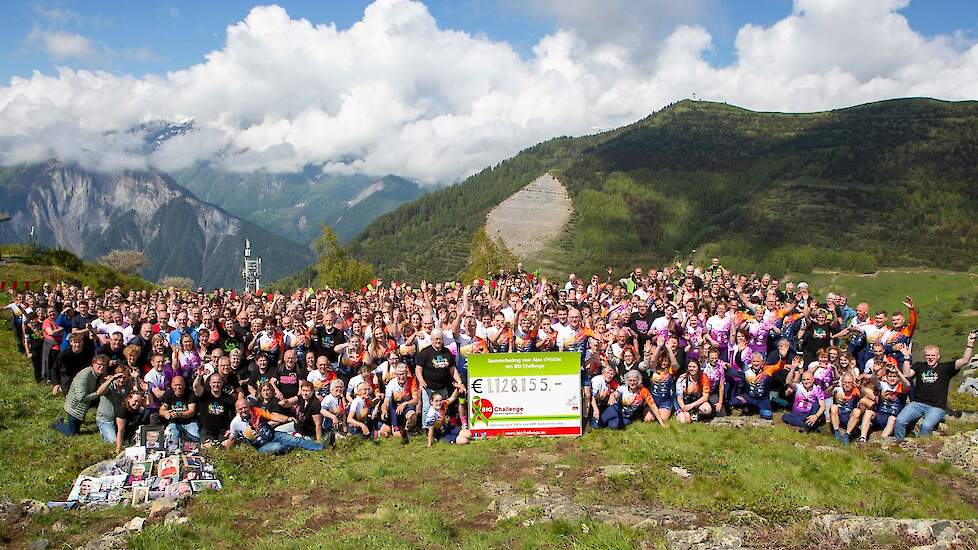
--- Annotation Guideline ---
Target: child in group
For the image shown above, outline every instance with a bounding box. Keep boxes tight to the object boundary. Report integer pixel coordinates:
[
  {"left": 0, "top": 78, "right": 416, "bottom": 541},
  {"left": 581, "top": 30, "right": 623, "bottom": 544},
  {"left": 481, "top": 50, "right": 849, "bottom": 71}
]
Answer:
[
  {"left": 424, "top": 392, "right": 470, "bottom": 446},
  {"left": 857, "top": 364, "right": 910, "bottom": 443},
  {"left": 783, "top": 358, "right": 826, "bottom": 432}
]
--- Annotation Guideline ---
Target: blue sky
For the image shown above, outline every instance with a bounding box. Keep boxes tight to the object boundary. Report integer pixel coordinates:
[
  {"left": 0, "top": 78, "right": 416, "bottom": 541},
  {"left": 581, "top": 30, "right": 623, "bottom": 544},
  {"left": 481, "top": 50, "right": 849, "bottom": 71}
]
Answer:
[{"left": 2, "top": 0, "right": 974, "bottom": 83}]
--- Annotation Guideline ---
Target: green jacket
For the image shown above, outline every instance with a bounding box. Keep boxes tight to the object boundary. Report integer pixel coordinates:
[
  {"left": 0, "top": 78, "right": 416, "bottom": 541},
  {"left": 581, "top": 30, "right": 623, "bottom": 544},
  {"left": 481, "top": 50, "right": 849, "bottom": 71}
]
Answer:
[{"left": 64, "top": 366, "right": 101, "bottom": 421}]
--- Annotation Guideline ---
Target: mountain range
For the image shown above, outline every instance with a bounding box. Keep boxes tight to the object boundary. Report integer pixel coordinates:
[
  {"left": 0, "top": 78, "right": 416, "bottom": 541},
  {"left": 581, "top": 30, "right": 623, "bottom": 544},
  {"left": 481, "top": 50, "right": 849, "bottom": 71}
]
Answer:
[
  {"left": 349, "top": 98, "right": 978, "bottom": 280},
  {"left": 0, "top": 118, "right": 426, "bottom": 288},
  {"left": 169, "top": 164, "right": 425, "bottom": 244},
  {"left": 0, "top": 160, "right": 314, "bottom": 288}
]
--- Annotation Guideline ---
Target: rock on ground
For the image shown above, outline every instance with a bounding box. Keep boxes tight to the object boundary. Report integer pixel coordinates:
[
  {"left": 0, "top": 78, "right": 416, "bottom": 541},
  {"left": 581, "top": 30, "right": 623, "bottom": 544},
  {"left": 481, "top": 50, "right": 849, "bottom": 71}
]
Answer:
[
  {"left": 811, "top": 514, "right": 978, "bottom": 546},
  {"left": 665, "top": 525, "right": 747, "bottom": 550},
  {"left": 483, "top": 481, "right": 695, "bottom": 529}
]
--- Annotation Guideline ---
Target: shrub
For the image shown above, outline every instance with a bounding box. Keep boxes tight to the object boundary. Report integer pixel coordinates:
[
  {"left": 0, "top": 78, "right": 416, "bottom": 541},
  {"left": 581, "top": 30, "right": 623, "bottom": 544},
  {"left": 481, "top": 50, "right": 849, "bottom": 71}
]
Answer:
[{"left": 99, "top": 249, "right": 148, "bottom": 275}]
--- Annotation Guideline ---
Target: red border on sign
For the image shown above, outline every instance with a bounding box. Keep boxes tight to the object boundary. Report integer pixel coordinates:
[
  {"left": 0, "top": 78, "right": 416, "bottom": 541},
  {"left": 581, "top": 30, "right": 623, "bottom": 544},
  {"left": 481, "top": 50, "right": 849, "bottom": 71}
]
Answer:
[{"left": 471, "top": 426, "right": 582, "bottom": 437}]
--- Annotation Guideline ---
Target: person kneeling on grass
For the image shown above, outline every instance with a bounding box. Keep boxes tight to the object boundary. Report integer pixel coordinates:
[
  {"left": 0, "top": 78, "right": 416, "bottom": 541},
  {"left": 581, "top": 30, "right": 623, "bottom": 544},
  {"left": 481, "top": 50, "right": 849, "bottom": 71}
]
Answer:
[
  {"left": 51, "top": 354, "right": 109, "bottom": 436},
  {"left": 380, "top": 364, "right": 419, "bottom": 443},
  {"left": 830, "top": 373, "right": 862, "bottom": 444},
  {"left": 730, "top": 352, "right": 785, "bottom": 420},
  {"left": 601, "top": 369, "right": 666, "bottom": 429},
  {"left": 675, "top": 359, "right": 713, "bottom": 423},
  {"left": 225, "top": 398, "right": 324, "bottom": 454},
  {"left": 857, "top": 364, "right": 910, "bottom": 443},
  {"left": 424, "top": 392, "right": 470, "bottom": 447},
  {"left": 782, "top": 358, "right": 826, "bottom": 432},
  {"left": 589, "top": 365, "right": 620, "bottom": 429}
]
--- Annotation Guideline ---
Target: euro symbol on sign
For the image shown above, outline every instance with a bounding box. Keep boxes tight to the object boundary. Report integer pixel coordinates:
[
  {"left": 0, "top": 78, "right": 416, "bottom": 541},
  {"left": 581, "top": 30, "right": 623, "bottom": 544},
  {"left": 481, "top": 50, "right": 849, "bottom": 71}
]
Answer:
[{"left": 471, "top": 379, "right": 483, "bottom": 393}]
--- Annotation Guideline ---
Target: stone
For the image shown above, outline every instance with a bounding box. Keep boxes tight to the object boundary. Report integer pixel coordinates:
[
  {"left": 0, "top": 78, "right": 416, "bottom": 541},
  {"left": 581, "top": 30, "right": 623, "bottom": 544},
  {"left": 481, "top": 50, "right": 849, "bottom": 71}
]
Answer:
[
  {"left": 50, "top": 519, "right": 68, "bottom": 533},
  {"left": 665, "top": 525, "right": 744, "bottom": 550},
  {"left": 598, "top": 464, "right": 638, "bottom": 478},
  {"left": 19, "top": 499, "right": 49, "bottom": 517},
  {"left": 30, "top": 539, "right": 49, "bottom": 550},
  {"left": 124, "top": 516, "right": 146, "bottom": 532},
  {"left": 811, "top": 514, "right": 978, "bottom": 545},
  {"left": 589, "top": 505, "right": 696, "bottom": 529},
  {"left": 671, "top": 466, "right": 691, "bottom": 479},
  {"left": 148, "top": 497, "right": 179, "bottom": 518},
  {"left": 164, "top": 510, "right": 183, "bottom": 525}
]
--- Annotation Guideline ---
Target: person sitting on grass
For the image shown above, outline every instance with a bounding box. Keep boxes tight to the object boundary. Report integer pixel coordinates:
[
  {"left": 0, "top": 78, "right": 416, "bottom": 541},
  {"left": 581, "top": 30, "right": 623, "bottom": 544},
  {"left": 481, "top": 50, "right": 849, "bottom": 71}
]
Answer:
[
  {"left": 159, "top": 375, "right": 199, "bottom": 449},
  {"left": 589, "top": 364, "right": 620, "bottom": 429},
  {"left": 857, "top": 362, "right": 910, "bottom": 443},
  {"left": 647, "top": 341, "right": 679, "bottom": 424},
  {"left": 380, "top": 363, "right": 419, "bottom": 443},
  {"left": 894, "top": 333, "right": 976, "bottom": 440},
  {"left": 730, "top": 352, "right": 785, "bottom": 420},
  {"left": 225, "top": 398, "right": 324, "bottom": 454},
  {"left": 279, "top": 380, "right": 323, "bottom": 443},
  {"left": 347, "top": 381, "right": 378, "bottom": 439},
  {"left": 601, "top": 369, "right": 665, "bottom": 428},
  {"left": 424, "top": 391, "right": 470, "bottom": 447},
  {"left": 782, "top": 358, "right": 826, "bottom": 432},
  {"left": 830, "top": 373, "right": 862, "bottom": 444},
  {"left": 320, "top": 379, "right": 347, "bottom": 441},
  {"left": 675, "top": 359, "right": 712, "bottom": 423}
]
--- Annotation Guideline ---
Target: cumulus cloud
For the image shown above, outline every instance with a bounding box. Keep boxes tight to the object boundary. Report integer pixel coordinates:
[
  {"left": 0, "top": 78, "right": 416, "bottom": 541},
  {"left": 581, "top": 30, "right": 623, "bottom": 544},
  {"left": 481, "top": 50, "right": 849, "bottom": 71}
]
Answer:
[
  {"left": 1, "top": 0, "right": 977, "bottom": 182},
  {"left": 26, "top": 27, "right": 99, "bottom": 61}
]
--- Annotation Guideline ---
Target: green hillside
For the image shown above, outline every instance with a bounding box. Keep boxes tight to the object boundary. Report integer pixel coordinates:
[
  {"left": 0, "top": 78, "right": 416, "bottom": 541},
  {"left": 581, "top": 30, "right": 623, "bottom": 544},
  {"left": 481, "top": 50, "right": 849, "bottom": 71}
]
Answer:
[{"left": 349, "top": 98, "right": 978, "bottom": 280}]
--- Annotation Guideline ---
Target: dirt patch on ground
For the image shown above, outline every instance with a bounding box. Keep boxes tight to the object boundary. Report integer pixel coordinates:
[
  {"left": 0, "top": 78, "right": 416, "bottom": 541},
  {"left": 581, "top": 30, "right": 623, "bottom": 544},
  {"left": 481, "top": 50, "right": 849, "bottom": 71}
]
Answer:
[{"left": 484, "top": 173, "right": 573, "bottom": 259}]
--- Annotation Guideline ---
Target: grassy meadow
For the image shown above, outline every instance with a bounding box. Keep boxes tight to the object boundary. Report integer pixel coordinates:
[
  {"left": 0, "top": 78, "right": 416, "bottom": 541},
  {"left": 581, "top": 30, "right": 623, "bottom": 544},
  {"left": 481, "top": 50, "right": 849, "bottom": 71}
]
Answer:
[{"left": 1, "top": 268, "right": 977, "bottom": 548}]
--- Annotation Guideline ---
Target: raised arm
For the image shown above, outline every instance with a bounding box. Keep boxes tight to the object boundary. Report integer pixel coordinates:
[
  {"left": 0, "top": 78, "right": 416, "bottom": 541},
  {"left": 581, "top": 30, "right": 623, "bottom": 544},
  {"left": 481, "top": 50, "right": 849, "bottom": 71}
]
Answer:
[{"left": 955, "top": 331, "right": 976, "bottom": 370}]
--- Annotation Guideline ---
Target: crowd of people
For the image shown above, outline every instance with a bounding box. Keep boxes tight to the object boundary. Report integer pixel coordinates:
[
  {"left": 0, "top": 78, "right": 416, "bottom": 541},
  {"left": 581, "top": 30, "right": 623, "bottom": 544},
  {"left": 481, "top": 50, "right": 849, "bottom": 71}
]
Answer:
[{"left": 4, "top": 257, "right": 977, "bottom": 455}]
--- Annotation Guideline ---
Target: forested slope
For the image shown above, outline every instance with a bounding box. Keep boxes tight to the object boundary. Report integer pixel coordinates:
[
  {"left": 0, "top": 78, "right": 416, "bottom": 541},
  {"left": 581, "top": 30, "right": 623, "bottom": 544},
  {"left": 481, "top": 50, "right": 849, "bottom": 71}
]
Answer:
[{"left": 350, "top": 98, "right": 978, "bottom": 280}]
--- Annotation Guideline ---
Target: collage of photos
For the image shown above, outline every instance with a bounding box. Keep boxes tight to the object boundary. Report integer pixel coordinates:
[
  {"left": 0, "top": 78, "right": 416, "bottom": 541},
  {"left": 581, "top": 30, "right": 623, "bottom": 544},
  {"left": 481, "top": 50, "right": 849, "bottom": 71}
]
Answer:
[{"left": 57, "top": 426, "right": 222, "bottom": 508}]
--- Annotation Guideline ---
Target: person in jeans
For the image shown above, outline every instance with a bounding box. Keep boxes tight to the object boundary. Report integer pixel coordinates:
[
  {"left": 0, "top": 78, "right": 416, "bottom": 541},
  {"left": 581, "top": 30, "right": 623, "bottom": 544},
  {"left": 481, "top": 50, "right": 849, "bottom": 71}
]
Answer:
[
  {"left": 51, "top": 354, "right": 108, "bottom": 436},
  {"left": 894, "top": 333, "right": 976, "bottom": 439},
  {"left": 225, "top": 398, "right": 323, "bottom": 454}
]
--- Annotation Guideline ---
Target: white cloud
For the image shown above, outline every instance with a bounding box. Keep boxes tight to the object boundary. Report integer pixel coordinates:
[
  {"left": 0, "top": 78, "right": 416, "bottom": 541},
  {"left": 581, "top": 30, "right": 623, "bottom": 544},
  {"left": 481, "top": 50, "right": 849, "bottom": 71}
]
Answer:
[
  {"left": 26, "top": 27, "right": 99, "bottom": 61},
  {"left": 2, "top": 0, "right": 977, "bottom": 181}
]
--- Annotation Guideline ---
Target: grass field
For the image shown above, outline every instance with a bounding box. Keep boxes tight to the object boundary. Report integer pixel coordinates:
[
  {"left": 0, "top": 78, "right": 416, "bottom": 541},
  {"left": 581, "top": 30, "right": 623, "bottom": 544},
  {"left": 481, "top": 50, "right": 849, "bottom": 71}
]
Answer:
[{"left": 1, "top": 313, "right": 978, "bottom": 550}]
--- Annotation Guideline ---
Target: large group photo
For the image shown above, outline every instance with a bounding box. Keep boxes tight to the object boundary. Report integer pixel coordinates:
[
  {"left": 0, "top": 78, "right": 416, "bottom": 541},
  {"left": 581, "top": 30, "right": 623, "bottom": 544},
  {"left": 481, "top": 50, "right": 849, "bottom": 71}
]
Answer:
[{"left": 3, "top": 0, "right": 978, "bottom": 548}]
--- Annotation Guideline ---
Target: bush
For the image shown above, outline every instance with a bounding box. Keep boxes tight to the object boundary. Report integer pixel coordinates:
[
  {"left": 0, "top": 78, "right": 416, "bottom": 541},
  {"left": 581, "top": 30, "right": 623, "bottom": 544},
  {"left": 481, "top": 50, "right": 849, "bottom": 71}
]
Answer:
[
  {"left": 99, "top": 249, "right": 148, "bottom": 275},
  {"left": 159, "top": 276, "right": 194, "bottom": 289}
]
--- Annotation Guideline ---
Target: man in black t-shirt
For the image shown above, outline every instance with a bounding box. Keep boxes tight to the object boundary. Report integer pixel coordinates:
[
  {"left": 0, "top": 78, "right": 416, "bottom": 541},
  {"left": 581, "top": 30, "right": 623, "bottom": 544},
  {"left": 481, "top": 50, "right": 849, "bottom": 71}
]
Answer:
[
  {"left": 313, "top": 312, "right": 346, "bottom": 364},
  {"left": 628, "top": 300, "right": 656, "bottom": 359},
  {"left": 894, "top": 333, "right": 976, "bottom": 439},
  {"left": 193, "top": 373, "right": 236, "bottom": 442},
  {"left": 415, "top": 329, "right": 461, "bottom": 419},
  {"left": 160, "top": 376, "right": 199, "bottom": 448}
]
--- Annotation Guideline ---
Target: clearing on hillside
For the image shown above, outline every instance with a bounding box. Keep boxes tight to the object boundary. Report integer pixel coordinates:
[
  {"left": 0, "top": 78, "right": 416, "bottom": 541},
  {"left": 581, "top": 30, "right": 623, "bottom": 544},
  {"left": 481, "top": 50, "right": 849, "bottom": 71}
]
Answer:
[{"left": 484, "top": 173, "right": 573, "bottom": 259}]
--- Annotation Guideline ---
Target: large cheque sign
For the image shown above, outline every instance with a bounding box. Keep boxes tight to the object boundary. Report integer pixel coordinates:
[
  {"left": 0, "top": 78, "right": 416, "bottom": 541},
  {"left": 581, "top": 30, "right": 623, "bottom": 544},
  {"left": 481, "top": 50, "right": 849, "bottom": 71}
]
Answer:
[{"left": 467, "top": 352, "right": 582, "bottom": 437}]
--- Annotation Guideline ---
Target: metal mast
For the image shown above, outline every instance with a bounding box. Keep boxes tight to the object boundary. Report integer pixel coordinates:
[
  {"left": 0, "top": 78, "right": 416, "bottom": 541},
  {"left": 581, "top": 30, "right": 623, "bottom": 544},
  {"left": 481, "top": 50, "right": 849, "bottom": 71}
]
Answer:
[{"left": 242, "top": 239, "right": 262, "bottom": 292}]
